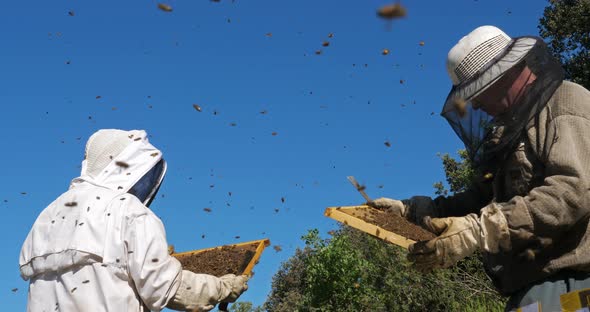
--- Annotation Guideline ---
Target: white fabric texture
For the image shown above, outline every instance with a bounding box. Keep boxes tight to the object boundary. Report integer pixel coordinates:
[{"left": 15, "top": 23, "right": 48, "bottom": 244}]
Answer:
[
  {"left": 447, "top": 25, "right": 511, "bottom": 85},
  {"left": 85, "top": 129, "right": 135, "bottom": 179},
  {"left": 167, "top": 271, "right": 248, "bottom": 312},
  {"left": 20, "top": 129, "right": 181, "bottom": 312}
]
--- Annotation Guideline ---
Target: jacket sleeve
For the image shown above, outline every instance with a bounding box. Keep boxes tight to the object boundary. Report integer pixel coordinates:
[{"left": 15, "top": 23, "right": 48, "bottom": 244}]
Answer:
[
  {"left": 495, "top": 109, "right": 590, "bottom": 257},
  {"left": 404, "top": 181, "right": 493, "bottom": 225},
  {"left": 434, "top": 180, "right": 494, "bottom": 217},
  {"left": 124, "top": 207, "right": 182, "bottom": 311}
]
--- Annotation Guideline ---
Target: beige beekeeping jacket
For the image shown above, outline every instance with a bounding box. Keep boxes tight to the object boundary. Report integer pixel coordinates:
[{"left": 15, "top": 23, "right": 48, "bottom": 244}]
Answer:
[
  {"left": 424, "top": 81, "right": 590, "bottom": 294},
  {"left": 19, "top": 132, "right": 182, "bottom": 311}
]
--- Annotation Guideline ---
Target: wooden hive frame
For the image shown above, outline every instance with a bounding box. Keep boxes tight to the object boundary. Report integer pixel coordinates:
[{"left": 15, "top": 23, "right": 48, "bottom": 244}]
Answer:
[
  {"left": 324, "top": 205, "right": 416, "bottom": 249},
  {"left": 172, "top": 238, "right": 271, "bottom": 276}
]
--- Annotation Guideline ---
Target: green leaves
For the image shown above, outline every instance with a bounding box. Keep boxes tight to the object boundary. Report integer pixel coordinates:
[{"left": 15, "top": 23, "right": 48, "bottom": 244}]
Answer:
[
  {"left": 434, "top": 149, "right": 476, "bottom": 196},
  {"left": 265, "top": 227, "right": 505, "bottom": 311},
  {"left": 539, "top": 0, "right": 590, "bottom": 89}
]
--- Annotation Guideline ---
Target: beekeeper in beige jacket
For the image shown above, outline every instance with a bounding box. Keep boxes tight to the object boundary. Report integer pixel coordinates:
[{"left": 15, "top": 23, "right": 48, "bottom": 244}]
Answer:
[
  {"left": 20, "top": 129, "right": 248, "bottom": 311},
  {"left": 370, "top": 26, "right": 590, "bottom": 311}
]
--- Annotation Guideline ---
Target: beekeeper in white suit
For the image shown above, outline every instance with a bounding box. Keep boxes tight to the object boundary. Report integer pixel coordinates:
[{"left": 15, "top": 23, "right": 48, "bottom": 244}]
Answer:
[{"left": 19, "top": 129, "right": 247, "bottom": 311}]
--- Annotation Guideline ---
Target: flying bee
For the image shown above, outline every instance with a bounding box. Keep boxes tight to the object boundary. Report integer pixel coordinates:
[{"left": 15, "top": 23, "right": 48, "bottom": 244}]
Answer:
[
  {"left": 322, "top": 41, "right": 330, "bottom": 47},
  {"left": 115, "top": 161, "right": 130, "bottom": 169},
  {"left": 382, "top": 49, "right": 390, "bottom": 55},
  {"left": 157, "top": 3, "right": 173, "bottom": 12},
  {"left": 192, "top": 104, "right": 202, "bottom": 112},
  {"left": 377, "top": 2, "right": 407, "bottom": 19},
  {"left": 453, "top": 98, "right": 468, "bottom": 118},
  {"left": 64, "top": 202, "right": 78, "bottom": 207}
]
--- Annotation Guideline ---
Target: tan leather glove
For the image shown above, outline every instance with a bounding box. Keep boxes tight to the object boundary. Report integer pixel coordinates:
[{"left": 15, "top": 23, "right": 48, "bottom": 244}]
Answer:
[
  {"left": 407, "top": 214, "right": 480, "bottom": 272},
  {"left": 219, "top": 274, "right": 249, "bottom": 303},
  {"left": 368, "top": 196, "right": 439, "bottom": 227},
  {"left": 367, "top": 197, "right": 407, "bottom": 217},
  {"left": 407, "top": 205, "right": 511, "bottom": 272},
  {"left": 167, "top": 271, "right": 248, "bottom": 312}
]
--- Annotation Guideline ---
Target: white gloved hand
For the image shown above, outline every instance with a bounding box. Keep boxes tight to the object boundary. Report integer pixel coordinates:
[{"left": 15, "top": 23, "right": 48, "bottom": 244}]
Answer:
[
  {"left": 219, "top": 274, "right": 249, "bottom": 303},
  {"left": 367, "top": 197, "right": 407, "bottom": 217},
  {"left": 407, "top": 205, "right": 511, "bottom": 272},
  {"left": 407, "top": 214, "right": 481, "bottom": 272},
  {"left": 167, "top": 271, "right": 248, "bottom": 312}
]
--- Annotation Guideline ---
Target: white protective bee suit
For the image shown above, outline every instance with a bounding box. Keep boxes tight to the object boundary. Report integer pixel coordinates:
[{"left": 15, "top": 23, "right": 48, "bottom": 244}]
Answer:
[{"left": 19, "top": 129, "right": 247, "bottom": 312}]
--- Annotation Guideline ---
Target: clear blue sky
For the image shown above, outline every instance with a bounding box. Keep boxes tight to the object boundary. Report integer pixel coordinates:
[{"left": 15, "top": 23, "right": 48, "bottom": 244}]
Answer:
[{"left": 1, "top": 0, "right": 548, "bottom": 310}]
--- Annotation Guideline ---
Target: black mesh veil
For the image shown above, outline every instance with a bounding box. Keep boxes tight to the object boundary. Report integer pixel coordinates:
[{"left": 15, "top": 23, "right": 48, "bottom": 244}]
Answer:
[
  {"left": 128, "top": 159, "right": 166, "bottom": 206},
  {"left": 441, "top": 37, "right": 564, "bottom": 168}
]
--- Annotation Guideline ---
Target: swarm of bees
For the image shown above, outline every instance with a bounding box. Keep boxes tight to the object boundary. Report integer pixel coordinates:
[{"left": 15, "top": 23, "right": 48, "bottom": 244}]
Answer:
[{"left": 377, "top": 3, "right": 407, "bottom": 19}]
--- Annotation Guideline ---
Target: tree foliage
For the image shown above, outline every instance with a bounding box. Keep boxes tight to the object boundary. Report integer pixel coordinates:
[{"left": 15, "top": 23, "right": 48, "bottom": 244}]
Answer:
[
  {"left": 229, "top": 302, "right": 265, "bottom": 312},
  {"left": 539, "top": 0, "right": 590, "bottom": 89},
  {"left": 263, "top": 149, "right": 505, "bottom": 311},
  {"left": 433, "top": 150, "right": 476, "bottom": 196},
  {"left": 264, "top": 227, "right": 504, "bottom": 312}
]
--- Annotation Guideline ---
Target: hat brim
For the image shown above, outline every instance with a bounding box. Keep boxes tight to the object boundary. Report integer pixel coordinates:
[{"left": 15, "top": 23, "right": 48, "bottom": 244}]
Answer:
[{"left": 441, "top": 37, "right": 538, "bottom": 115}]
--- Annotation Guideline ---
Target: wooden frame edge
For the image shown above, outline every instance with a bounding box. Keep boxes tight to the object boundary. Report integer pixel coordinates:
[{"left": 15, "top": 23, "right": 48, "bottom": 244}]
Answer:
[{"left": 324, "top": 206, "right": 415, "bottom": 249}]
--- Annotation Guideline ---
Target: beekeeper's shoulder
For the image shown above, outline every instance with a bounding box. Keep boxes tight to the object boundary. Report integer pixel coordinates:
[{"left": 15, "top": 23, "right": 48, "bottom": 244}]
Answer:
[
  {"left": 546, "top": 81, "right": 590, "bottom": 120},
  {"left": 108, "top": 192, "right": 156, "bottom": 221}
]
